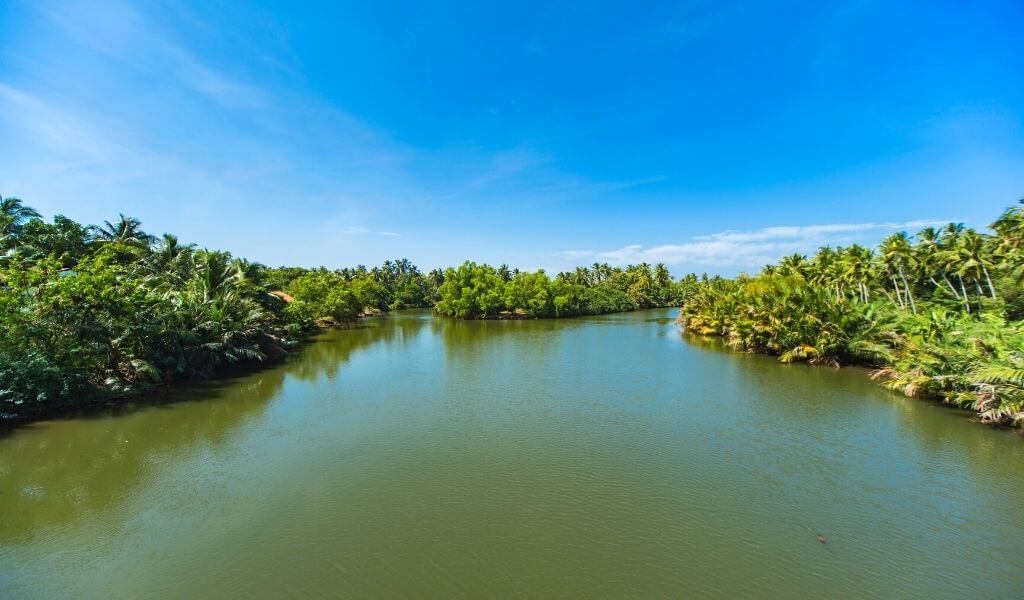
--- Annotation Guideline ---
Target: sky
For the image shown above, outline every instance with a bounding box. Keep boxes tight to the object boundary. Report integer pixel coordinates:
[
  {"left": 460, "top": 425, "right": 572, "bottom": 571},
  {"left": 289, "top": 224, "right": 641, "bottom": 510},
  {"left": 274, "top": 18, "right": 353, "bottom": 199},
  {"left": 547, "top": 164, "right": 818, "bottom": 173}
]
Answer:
[{"left": 1, "top": 0, "right": 1023, "bottom": 275}]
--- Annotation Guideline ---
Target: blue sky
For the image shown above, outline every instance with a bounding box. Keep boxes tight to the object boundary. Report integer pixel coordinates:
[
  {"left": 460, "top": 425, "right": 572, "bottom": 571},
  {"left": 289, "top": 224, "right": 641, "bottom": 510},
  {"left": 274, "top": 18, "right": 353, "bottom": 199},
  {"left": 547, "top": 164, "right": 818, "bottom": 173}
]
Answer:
[{"left": 1, "top": 1, "right": 1022, "bottom": 274}]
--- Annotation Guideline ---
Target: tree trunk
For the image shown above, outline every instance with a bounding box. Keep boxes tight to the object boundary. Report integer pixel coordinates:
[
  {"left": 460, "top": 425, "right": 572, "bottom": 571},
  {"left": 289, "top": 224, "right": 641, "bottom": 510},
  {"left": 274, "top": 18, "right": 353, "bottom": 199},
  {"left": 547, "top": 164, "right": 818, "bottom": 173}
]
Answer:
[
  {"left": 941, "top": 274, "right": 961, "bottom": 300},
  {"left": 958, "top": 275, "right": 970, "bottom": 313},
  {"left": 982, "top": 265, "right": 997, "bottom": 298},
  {"left": 898, "top": 267, "right": 916, "bottom": 314},
  {"left": 891, "top": 276, "right": 905, "bottom": 308}
]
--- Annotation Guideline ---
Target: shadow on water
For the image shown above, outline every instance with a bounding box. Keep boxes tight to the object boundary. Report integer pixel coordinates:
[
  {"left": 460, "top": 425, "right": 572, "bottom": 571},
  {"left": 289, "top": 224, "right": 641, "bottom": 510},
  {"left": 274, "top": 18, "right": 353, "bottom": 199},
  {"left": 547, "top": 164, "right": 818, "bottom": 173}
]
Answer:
[
  {"left": 0, "top": 313, "right": 431, "bottom": 438},
  {"left": 0, "top": 312, "right": 428, "bottom": 544},
  {"left": 3, "top": 308, "right": 1023, "bottom": 599},
  {"left": 677, "top": 327, "right": 991, "bottom": 428}
]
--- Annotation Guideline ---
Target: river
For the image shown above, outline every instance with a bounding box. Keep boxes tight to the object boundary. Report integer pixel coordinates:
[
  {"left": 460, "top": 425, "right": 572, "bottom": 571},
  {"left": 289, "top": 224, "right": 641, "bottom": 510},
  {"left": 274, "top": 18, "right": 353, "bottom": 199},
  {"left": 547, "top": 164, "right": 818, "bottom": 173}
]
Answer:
[{"left": 1, "top": 309, "right": 1021, "bottom": 598}]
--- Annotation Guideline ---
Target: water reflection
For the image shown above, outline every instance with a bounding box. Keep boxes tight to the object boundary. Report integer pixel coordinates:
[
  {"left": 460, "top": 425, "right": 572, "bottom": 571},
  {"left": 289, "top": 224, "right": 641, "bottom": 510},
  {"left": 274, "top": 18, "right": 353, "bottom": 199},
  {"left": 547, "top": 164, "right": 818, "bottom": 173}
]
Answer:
[
  {"left": 0, "top": 313, "right": 427, "bottom": 544},
  {"left": 1, "top": 309, "right": 1022, "bottom": 599}
]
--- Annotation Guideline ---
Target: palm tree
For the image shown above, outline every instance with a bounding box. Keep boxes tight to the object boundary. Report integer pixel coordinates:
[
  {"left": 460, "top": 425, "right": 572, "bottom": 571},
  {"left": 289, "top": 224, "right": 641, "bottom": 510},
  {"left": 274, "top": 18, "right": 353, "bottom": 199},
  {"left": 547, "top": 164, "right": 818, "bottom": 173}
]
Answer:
[
  {"left": 991, "top": 199, "right": 1024, "bottom": 253},
  {"left": 571, "top": 266, "right": 592, "bottom": 286},
  {"left": 777, "top": 253, "right": 808, "bottom": 278},
  {"left": 190, "top": 250, "right": 238, "bottom": 303},
  {"left": 145, "top": 233, "right": 196, "bottom": 286},
  {"left": 809, "top": 246, "right": 843, "bottom": 298},
  {"left": 839, "top": 245, "right": 874, "bottom": 302},
  {"left": 92, "top": 214, "right": 156, "bottom": 247},
  {"left": 880, "top": 232, "right": 916, "bottom": 313},
  {"left": 958, "top": 230, "right": 997, "bottom": 299},
  {"left": 231, "top": 258, "right": 265, "bottom": 287},
  {"left": 938, "top": 223, "right": 972, "bottom": 313},
  {"left": 915, "top": 226, "right": 961, "bottom": 301},
  {"left": 654, "top": 263, "right": 671, "bottom": 288},
  {"left": 0, "top": 195, "right": 41, "bottom": 242},
  {"left": 152, "top": 233, "right": 193, "bottom": 265}
]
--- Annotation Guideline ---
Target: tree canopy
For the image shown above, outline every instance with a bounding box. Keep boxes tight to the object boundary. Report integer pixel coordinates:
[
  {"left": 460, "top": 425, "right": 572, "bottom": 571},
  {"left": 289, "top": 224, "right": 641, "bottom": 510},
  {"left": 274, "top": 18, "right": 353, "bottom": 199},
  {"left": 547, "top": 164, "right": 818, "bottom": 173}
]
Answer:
[{"left": 679, "top": 198, "right": 1024, "bottom": 427}]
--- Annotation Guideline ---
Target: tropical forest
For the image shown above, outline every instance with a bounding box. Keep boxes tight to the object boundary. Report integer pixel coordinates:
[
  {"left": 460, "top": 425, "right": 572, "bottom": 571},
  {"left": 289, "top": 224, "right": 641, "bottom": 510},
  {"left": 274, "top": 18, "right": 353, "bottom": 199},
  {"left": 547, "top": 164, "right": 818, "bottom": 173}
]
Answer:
[
  {"left": 3, "top": 2, "right": 1023, "bottom": 598},
  {"left": 0, "top": 195, "right": 683, "bottom": 422},
  {"left": 5, "top": 193, "right": 1024, "bottom": 429},
  {"left": 680, "top": 201, "right": 1024, "bottom": 427}
]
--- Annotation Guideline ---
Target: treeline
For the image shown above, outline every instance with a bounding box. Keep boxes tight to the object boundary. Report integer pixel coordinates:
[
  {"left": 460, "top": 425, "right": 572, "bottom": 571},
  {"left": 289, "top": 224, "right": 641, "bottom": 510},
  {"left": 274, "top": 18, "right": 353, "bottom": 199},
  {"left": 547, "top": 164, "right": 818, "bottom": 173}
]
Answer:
[
  {"left": 679, "top": 200, "right": 1024, "bottom": 427},
  {"left": 266, "top": 259, "right": 442, "bottom": 325},
  {"left": 434, "top": 261, "right": 687, "bottom": 319},
  {"left": 0, "top": 197, "right": 436, "bottom": 420}
]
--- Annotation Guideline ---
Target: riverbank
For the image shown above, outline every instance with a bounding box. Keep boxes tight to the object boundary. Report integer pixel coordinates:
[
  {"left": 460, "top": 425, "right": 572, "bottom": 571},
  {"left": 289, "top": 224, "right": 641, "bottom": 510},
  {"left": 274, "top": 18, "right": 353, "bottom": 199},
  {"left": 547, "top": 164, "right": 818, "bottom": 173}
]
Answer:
[
  {"left": 5, "top": 309, "right": 1022, "bottom": 598},
  {"left": 677, "top": 323, "right": 1010, "bottom": 429},
  {"left": 1, "top": 199, "right": 446, "bottom": 425},
  {"left": 0, "top": 315, "right": 368, "bottom": 428},
  {"left": 678, "top": 292, "right": 1024, "bottom": 429},
  {"left": 675, "top": 201, "right": 1024, "bottom": 429}
]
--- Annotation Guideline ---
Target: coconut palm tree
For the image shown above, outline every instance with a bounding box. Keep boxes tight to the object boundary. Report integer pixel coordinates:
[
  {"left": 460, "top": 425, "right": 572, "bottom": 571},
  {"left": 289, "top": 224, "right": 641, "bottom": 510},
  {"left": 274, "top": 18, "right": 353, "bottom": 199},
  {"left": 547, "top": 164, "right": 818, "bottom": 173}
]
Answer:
[
  {"left": 880, "top": 232, "right": 917, "bottom": 313},
  {"left": 777, "top": 253, "right": 809, "bottom": 278},
  {"left": 654, "top": 263, "right": 671, "bottom": 287},
  {"left": 915, "top": 226, "right": 961, "bottom": 301},
  {"left": 591, "top": 262, "right": 613, "bottom": 283},
  {"left": 938, "top": 223, "right": 973, "bottom": 312},
  {"left": 958, "top": 230, "right": 997, "bottom": 299},
  {"left": 0, "top": 195, "right": 41, "bottom": 243},
  {"left": 991, "top": 199, "right": 1024, "bottom": 253},
  {"left": 839, "top": 245, "right": 874, "bottom": 302},
  {"left": 92, "top": 214, "right": 156, "bottom": 247},
  {"left": 808, "top": 246, "right": 841, "bottom": 298}
]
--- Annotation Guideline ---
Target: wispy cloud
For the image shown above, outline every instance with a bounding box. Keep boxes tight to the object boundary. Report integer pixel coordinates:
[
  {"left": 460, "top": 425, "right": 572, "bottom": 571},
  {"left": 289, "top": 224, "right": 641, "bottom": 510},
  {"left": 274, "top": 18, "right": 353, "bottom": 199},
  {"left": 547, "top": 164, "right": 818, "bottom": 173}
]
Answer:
[
  {"left": 334, "top": 226, "right": 401, "bottom": 237},
  {"left": 553, "top": 250, "right": 596, "bottom": 260},
  {"left": 1, "top": 0, "right": 654, "bottom": 254},
  {"left": 556, "top": 219, "right": 948, "bottom": 269}
]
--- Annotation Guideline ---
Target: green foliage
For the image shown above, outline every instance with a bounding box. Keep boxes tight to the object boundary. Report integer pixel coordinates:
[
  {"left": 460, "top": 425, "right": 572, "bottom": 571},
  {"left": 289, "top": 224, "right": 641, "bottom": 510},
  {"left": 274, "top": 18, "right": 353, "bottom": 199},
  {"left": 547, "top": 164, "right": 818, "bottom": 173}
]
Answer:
[
  {"left": 0, "top": 196, "right": 436, "bottom": 421},
  {"left": 284, "top": 271, "right": 363, "bottom": 325},
  {"left": 579, "top": 285, "right": 638, "bottom": 314},
  {"left": 435, "top": 262, "right": 507, "bottom": 318},
  {"left": 434, "top": 260, "right": 678, "bottom": 319},
  {"left": 680, "top": 198, "right": 1024, "bottom": 427}
]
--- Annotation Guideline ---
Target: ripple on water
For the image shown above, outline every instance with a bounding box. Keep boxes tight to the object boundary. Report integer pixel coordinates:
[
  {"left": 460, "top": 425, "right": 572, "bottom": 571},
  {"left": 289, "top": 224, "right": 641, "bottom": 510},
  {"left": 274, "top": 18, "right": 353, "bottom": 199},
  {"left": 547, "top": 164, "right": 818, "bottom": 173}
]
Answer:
[{"left": 1, "top": 309, "right": 1022, "bottom": 599}]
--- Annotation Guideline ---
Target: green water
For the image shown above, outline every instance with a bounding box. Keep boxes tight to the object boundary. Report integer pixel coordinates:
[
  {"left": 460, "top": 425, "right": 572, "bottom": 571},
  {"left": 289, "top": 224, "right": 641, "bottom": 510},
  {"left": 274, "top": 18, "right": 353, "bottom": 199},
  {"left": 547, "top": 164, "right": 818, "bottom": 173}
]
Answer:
[{"left": 1, "top": 309, "right": 1022, "bottom": 598}]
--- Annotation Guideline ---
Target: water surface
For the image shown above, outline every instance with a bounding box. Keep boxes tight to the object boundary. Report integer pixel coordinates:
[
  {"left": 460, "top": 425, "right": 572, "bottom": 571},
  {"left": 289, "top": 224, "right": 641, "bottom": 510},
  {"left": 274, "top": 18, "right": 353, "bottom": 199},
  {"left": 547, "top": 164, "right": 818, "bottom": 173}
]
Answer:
[{"left": 1, "top": 309, "right": 1022, "bottom": 598}]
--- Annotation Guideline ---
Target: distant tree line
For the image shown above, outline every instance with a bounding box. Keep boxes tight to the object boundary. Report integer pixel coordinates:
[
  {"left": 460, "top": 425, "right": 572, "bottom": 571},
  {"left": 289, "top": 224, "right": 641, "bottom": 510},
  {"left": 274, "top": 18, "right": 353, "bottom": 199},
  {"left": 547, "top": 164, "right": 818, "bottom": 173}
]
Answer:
[{"left": 433, "top": 261, "right": 688, "bottom": 319}]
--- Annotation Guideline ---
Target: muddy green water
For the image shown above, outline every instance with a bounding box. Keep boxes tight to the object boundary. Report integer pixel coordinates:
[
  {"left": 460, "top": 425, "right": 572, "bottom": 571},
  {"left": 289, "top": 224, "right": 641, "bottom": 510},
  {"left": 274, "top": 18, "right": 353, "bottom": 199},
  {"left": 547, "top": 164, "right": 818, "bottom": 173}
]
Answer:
[{"left": 1, "top": 309, "right": 1022, "bottom": 598}]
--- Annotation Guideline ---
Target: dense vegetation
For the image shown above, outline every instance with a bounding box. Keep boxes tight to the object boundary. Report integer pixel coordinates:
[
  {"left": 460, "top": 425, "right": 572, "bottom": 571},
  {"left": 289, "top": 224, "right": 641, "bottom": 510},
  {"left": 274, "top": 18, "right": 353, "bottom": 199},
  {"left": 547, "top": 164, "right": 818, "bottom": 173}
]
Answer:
[
  {"left": 0, "top": 197, "right": 438, "bottom": 421},
  {"left": 679, "top": 200, "right": 1024, "bottom": 427},
  {"left": 265, "top": 259, "right": 442, "bottom": 325},
  {"left": 2, "top": 196, "right": 683, "bottom": 421},
  {"left": 11, "top": 190, "right": 1022, "bottom": 431},
  {"left": 434, "top": 261, "right": 687, "bottom": 319}
]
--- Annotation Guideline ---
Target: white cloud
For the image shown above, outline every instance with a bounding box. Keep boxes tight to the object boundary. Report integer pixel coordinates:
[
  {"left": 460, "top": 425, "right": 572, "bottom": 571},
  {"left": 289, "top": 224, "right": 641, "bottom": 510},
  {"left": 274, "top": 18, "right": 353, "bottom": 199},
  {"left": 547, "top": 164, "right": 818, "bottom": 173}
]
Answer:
[
  {"left": 556, "top": 219, "right": 949, "bottom": 269},
  {"left": 553, "top": 250, "right": 596, "bottom": 260},
  {"left": 331, "top": 225, "right": 401, "bottom": 237}
]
